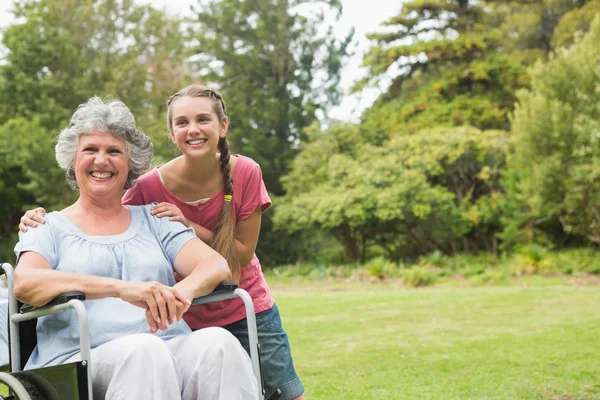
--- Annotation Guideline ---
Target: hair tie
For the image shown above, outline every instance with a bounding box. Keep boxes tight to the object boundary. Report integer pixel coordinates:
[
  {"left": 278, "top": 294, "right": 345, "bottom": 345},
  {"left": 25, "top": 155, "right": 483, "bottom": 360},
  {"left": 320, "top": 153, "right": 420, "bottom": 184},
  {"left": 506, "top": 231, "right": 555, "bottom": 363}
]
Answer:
[{"left": 224, "top": 195, "right": 232, "bottom": 202}]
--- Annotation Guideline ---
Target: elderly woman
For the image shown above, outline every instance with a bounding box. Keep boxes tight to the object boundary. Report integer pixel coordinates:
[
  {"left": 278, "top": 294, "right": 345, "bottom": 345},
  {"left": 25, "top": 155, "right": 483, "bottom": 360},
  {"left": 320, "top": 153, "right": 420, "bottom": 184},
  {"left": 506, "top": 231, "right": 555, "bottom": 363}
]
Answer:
[{"left": 13, "top": 97, "right": 258, "bottom": 400}]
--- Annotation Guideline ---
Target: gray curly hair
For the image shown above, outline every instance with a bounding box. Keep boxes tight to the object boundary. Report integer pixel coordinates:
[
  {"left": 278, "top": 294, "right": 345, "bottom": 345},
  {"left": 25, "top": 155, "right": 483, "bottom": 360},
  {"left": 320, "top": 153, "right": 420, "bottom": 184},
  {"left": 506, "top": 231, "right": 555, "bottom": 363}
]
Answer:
[{"left": 56, "top": 97, "right": 154, "bottom": 189}]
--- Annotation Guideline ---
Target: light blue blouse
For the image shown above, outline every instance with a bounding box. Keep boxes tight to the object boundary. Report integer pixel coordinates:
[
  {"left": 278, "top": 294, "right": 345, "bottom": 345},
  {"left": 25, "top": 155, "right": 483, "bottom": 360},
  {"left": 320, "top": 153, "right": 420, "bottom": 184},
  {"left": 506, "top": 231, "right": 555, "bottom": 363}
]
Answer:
[{"left": 14, "top": 205, "right": 198, "bottom": 369}]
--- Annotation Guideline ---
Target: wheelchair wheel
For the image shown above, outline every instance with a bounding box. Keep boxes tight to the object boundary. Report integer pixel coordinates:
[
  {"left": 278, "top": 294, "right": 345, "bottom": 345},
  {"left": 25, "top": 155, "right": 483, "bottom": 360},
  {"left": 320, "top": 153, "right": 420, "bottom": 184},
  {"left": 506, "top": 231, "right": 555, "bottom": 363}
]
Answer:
[
  {"left": 0, "top": 372, "right": 31, "bottom": 400},
  {"left": 0, "top": 372, "right": 58, "bottom": 400}
]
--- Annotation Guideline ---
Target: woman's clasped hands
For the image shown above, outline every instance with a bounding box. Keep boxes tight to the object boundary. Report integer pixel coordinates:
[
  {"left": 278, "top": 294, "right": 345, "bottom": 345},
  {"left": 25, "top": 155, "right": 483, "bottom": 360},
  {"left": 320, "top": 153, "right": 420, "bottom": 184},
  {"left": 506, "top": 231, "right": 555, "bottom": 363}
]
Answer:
[{"left": 117, "top": 280, "right": 192, "bottom": 333}]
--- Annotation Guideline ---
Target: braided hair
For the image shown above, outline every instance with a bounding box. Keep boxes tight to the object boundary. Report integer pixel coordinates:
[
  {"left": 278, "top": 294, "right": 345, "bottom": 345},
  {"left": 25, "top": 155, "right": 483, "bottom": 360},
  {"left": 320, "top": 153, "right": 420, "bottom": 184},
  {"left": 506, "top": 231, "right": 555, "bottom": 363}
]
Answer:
[{"left": 167, "top": 85, "right": 241, "bottom": 282}]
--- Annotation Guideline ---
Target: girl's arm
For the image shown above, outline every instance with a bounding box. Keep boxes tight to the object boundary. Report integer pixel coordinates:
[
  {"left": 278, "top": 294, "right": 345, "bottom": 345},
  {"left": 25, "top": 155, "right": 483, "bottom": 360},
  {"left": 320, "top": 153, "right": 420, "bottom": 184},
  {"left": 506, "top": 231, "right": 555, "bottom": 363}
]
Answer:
[
  {"left": 152, "top": 203, "right": 263, "bottom": 266},
  {"left": 171, "top": 237, "right": 232, "bottom": 302},
  {"left": 188, "top": 209, "right": 261, "bottom": 266}
]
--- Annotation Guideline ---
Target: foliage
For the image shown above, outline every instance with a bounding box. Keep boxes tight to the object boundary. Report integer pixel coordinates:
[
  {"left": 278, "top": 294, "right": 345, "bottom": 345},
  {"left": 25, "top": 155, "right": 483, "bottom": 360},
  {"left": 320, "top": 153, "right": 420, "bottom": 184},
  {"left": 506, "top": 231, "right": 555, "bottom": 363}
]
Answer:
[
  {"left": 263, "top": 248, "right": 600, "bottom": 288},
  {"left": 549, "top": 248, "right": 600, "bottom": 275},
  {"left": 418, "top": 250, "right": 447, "bottom": 268},
  {"left": 0, "top": 0, "right": 190, "bottom": 256},
  {"left": 356, "top": 0, "right": 533, "bottom": 137},
  {"left": 363, "top": 256, "right": 398, "bottom": 280},
  {"left": 514, "top": 244, "right": 551, "bottom": 275},
  {"left": 551, "top": 0, "right": 600, "bottom": 49},
  {"left": 401, "top": 266, "right": 438, "bottom": 287},
  {"left": 355, "top": 0, "right": 590, "bottom": 140},
  {"left": 275, "top": 125, "right": 509, "bottom": 261},
  {"left": 502, "top": 16, "right": 600, "bottom": 247},
  {"left": 487, "top": 0, "right": 591, "bottom": 59},
  {"left": 0, "top": 0, "right": 189, "bottom": 130}
]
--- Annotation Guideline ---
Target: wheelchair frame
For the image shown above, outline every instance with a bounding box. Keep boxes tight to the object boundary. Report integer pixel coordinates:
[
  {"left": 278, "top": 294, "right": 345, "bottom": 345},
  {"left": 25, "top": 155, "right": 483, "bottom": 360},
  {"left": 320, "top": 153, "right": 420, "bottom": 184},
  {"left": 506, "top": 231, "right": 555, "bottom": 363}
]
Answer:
[{"left": 1, "top": 262, "right": 272, "bottom": 400}]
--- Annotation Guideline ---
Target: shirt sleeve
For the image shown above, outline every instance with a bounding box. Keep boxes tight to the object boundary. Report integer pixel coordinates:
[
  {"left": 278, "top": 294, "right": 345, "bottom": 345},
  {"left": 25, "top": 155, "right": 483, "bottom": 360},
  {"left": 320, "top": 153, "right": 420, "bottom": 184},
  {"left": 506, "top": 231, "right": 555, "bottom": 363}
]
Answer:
[
  {"left": 238, "top": 164, "right": 272, "bottom": 221},
  {"left": 122, "top": 182, "right": 145, "bottom": 206},
  {"left": 14, "top": 218, "right": 57, "bottom": 268},
  {"left": 149, "top": 208, "right": 198, "bottom": 266}
]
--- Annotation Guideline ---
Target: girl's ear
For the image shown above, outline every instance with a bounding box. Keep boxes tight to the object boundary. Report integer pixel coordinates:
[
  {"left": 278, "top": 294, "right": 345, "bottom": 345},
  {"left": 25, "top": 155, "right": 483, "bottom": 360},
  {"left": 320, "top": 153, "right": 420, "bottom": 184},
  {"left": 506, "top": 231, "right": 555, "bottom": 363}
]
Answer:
[
  {"left": 220, "top": 119, "right": 229, "bottom": 139},
  {"left": 169, "top": 129, "right": 176, "bottom": 144}
]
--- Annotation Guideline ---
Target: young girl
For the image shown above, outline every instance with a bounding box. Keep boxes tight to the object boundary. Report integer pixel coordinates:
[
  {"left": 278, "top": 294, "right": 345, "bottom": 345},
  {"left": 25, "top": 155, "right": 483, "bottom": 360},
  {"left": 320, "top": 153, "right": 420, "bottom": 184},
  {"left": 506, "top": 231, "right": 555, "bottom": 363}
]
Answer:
[{"left": 19, "top": 85, "right": 305, "bottom": 400}]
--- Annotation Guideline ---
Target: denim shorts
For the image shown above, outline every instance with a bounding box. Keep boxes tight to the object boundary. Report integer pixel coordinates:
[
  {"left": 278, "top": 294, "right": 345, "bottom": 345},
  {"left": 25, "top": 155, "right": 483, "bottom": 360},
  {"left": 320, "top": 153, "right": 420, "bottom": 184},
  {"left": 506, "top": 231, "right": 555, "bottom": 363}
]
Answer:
[{"left": 222, "top": 304, "right": 304, "bottom": 400}]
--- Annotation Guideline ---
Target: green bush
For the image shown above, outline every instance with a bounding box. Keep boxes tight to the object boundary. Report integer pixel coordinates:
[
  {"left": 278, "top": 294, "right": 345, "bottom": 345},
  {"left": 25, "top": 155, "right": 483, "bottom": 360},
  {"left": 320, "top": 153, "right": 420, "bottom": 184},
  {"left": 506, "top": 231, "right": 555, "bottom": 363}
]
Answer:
[
  {"left": 519, "top": 244, "right": 548, "bottom": 264},
  {"left": 364, "top": 257, "right": 398, "bottom": 279},
  {"left": 469, "top": 269, "right": 508, "bottom": 285},
  {"left": 515, "top": 244, "right": 552, "bottom": 275},
  {"left": 551, "top": 248, "right": 600, "bottom": 275},
  {"left": 460, "top": 265, "right": 487, "bottom": 277},
  {"left": 419, "top": 251, "right": 447, "bottom": 268},
  {"left": 402, "top": 267, "right": 438, "bottom": 287}
]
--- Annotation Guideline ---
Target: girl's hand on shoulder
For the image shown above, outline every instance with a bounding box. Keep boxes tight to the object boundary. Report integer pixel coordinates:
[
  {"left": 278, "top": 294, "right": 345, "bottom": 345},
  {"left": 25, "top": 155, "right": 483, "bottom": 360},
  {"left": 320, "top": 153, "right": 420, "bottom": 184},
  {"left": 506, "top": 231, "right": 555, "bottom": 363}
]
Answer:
[
  {"left": 151, "top": 202, "right": 190, "bottom": 227},
  {"left": 19, "top": 207, "right": 46, "bottom": 232}
]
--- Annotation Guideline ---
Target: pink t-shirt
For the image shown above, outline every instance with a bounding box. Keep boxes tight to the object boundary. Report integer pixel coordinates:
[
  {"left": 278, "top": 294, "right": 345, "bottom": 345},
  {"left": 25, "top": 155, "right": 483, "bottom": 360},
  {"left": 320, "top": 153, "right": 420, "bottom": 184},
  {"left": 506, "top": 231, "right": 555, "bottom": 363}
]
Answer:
[{"left": 122, "top": 155, "right": 274, "bottom": 329}]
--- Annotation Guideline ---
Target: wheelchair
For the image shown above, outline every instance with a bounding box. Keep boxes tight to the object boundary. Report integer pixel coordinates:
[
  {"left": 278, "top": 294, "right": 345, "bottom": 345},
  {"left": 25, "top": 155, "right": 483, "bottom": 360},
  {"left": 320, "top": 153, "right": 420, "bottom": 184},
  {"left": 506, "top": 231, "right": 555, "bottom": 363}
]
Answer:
[{"left": 0, "top": 263, "right": 281, "bottom": 400}]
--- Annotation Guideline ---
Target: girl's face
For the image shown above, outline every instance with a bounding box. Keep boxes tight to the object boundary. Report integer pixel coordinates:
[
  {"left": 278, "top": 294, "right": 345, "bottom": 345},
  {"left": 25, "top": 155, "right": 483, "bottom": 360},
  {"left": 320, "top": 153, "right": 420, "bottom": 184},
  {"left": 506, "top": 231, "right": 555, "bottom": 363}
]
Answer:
[
  {"left": 73, "top": 130, "right": 129, "bottom": 199},
  {"left": 169, "top": 96, "right": 228, "bottom": 159}
]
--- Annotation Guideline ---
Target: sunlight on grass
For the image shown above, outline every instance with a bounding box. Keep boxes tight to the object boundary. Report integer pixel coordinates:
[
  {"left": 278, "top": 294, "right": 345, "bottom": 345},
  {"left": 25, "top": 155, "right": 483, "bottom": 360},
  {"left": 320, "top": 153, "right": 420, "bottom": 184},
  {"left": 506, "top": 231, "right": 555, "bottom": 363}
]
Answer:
[{"left": 274, "top": 283, "right": 600, "bottom": 399}]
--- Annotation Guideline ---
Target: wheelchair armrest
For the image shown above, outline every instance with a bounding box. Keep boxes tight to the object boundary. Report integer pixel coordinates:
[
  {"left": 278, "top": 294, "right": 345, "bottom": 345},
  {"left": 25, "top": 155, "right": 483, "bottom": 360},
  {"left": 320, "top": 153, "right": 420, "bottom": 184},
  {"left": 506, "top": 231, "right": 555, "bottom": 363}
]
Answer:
[
  {"left": 190, "top": 281, "right": 238, "bottom": 306},
  {"left": 212, "top": 281, "right": 238, "bottom": 293},
  {"left": 20, "top": 292, "right": 86, "bottom": 314}
]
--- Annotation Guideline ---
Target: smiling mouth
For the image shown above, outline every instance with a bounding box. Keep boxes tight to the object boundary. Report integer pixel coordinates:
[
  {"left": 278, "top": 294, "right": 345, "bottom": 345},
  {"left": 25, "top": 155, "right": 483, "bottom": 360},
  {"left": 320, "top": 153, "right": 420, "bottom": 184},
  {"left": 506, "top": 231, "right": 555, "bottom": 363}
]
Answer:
[
  {"left": 89, "top": 172, "right": 114, "bottom": 179},
  {"left": 187, "top": 139, "right": 207, "bottom": 145}
]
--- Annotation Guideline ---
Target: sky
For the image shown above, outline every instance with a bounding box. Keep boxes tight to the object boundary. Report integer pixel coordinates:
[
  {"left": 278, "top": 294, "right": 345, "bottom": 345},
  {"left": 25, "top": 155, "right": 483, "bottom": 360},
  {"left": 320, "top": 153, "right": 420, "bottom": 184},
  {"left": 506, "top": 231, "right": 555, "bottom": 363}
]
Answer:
[{"left": 0, "top": 0, "right": 403, "bottom": 122}]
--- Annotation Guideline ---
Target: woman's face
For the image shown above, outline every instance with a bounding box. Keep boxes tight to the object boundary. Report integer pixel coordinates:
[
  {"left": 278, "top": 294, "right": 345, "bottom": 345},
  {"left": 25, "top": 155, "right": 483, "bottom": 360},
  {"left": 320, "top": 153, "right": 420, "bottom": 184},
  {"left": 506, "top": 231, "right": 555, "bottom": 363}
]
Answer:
[
  {"left": 169, "top": 96, "right": 228, "bottom": 159},
  {"left": 73, "top": 130, "right": 129, "bottom": 199}
]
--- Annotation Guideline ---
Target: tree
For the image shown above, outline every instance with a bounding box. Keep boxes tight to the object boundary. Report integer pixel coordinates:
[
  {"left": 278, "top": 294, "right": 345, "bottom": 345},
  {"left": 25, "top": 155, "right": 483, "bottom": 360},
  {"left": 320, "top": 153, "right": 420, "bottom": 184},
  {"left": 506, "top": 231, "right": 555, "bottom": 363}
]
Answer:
[
  {"left": 355, "top": 0, "right": 529, "bottom": 137},
  {"left": 0, "top": 0, "right": 189, "bottom": 130},
  {"left": 275, "top": 124, "right": 509, "bottom": 261},
  {"left": 189, "top": 0, "right": 353, "bottom": 195},
  {"left": 502, "top": 16, "right": 600, "bottom": 247},
  {"left": 551, "top": 0, "right": 600, "bottom": 48},
  {"left": 356, "top": 0, "right": 589, "bottom": 138}
]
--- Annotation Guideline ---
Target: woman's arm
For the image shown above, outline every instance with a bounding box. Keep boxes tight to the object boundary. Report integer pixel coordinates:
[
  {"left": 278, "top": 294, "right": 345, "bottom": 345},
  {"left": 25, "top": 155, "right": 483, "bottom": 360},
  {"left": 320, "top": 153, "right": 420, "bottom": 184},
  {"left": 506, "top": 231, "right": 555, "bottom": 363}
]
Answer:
[
  {"left": 15, "top": 251, "right": 189, "bottom": 330},
  {"left": 152, "top": 203, "right": 263, "bottom": 265},
  {"left": 171, "top": 238, "right": 231, "bottom": 303},
  {"left": 14, "top": 251, "right": 121, "bottom": 306}
]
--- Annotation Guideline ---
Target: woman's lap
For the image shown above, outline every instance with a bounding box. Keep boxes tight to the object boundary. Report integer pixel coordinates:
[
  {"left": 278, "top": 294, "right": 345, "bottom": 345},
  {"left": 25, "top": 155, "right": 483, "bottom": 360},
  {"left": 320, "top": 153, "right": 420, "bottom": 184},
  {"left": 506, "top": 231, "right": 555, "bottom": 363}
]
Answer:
[{"left": 66, "top": 329, "right": 257, "bottom": 400}]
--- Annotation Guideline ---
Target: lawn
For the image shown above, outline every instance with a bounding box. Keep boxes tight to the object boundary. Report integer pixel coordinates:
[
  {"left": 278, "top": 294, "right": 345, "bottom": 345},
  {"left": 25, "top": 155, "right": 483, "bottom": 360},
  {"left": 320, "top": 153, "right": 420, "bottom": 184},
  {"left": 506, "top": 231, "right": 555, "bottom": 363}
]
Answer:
[{"left": 273, "top": 279, "right": 600, "bottom": 399}]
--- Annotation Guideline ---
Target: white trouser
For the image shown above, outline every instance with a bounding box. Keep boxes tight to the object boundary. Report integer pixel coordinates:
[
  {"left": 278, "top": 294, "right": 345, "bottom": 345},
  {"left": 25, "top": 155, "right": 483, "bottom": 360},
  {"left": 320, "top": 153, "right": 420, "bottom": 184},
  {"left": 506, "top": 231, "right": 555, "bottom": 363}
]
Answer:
[{"left": 66, "top": 327, "right": 258, "bottom": 400}]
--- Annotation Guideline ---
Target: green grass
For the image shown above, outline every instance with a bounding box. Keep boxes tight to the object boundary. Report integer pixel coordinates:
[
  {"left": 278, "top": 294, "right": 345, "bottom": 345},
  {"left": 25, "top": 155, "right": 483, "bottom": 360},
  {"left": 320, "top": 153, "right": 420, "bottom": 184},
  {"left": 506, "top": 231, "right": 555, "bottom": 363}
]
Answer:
[{"left": 274, "top": 280, "right": 600, "bottom": 399}]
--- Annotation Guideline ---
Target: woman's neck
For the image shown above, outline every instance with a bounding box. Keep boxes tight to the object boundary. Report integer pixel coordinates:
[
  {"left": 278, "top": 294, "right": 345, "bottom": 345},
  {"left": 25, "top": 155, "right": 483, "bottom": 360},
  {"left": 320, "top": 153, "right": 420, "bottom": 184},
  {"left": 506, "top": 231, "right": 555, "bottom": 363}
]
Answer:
[
  {"left": 72, "top": 196, "right": 125, "bottom": 217},
  {"left": 62, "top": 195, "right": 130, "bottom": 236}
]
